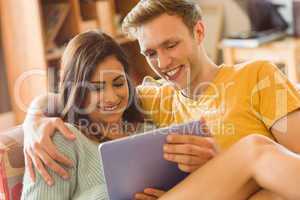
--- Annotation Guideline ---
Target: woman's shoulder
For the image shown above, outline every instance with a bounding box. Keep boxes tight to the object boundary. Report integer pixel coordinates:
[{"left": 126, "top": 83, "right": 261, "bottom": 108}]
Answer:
[
  {"left": 55, "top": 122, "right": 94, "bottom": 141},
  {"left": 52, "top": 123, "right": 97, "bottom": 158}
]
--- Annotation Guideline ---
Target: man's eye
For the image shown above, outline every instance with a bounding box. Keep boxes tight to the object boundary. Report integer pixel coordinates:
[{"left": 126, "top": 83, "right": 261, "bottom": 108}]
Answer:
[{"left": 167, "top": 42, "right": 177, "bottom": 49}]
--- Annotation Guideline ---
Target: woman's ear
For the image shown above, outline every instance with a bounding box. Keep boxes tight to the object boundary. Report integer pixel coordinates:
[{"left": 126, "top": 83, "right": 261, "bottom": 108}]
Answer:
[{"left": 193, "top": 21, "right": 205, "bottom": 44}]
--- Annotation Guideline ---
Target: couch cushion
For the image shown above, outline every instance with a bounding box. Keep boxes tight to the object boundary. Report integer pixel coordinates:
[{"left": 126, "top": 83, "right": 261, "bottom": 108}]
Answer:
[{"left": 0, "top": 126, "right": 24, "bottom": 200}]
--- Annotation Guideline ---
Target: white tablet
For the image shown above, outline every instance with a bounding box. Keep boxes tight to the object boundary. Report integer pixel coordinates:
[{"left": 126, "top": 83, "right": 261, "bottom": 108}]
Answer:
[{"left": 98, "top": 120, "right": 207, "bottom": 200}]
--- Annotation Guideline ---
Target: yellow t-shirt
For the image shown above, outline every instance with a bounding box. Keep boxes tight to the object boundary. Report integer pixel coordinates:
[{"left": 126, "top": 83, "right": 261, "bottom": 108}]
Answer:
[{"left": 137, "top": 60, "right": 300, "bottom": 150}]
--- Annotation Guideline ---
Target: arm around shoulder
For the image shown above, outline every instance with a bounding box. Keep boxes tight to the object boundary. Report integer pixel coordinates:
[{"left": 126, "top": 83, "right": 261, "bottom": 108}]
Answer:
[{"left": 21, "top": 130, "right": 78, "bottom": 200}]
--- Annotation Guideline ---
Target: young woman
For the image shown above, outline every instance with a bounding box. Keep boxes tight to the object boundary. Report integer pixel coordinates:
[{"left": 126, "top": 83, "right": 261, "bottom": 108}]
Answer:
[{"left": 21, "top": 30, "right": 156, "bottom": 199}]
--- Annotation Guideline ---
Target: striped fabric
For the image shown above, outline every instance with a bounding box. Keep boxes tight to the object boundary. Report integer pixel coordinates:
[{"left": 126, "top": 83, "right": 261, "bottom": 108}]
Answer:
[
  {"left": 21, "top": 124, "right": 108, "bottom": 200},
  {"left": 21, "top": 122, "right": 155, "bottom": 199}
]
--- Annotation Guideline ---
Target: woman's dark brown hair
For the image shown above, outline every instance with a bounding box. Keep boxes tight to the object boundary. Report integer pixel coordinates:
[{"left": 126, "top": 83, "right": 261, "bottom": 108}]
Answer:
[{"left": 58, "top": 30, "right": 143, "bottom": 139}]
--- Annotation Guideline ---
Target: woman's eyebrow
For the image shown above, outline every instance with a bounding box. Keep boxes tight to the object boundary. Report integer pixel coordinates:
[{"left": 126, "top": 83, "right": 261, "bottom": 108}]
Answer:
[
  {"left": 113, "top": 75, "right": 125, "bottom": 82},
  {"left": 89, "top": 81, "right": 105, "bottom": 84}
]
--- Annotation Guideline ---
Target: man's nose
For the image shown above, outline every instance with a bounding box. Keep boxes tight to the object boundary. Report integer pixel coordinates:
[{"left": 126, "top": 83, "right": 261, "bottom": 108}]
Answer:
[{"left": 157, "top": 53, "right": 172, "bottom": 69}]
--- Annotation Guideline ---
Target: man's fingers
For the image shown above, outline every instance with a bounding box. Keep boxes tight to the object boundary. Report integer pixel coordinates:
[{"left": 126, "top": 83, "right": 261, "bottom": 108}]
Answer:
[
  {"left": 41, "top": 139, "right": 74, "bottom": 167},
  {"left": 178, "top": 164, "right": 199, "bottom": 173},
  {"left": 27, "top": 147, "right": 54, "bottom": 186},
  {"left": 33, "top": 143, "right": 70, "bottom": 180},
  {"left": 164, "top": 153, "right": 208, "bottom": 165},
  {"left": 164, "top": 144, "right": 216, "bottom": 158},
  {"left": 135, "top": 193, "right": 157, "bottom": 200},
  {"left": 167, "top": 134, "right": 216, "bottom": 149},
  {"left": 24, "top": 149, "right": 36, "bottom": 183},
  {"left": 52, "top": 118, "right": 76, "bottom": 140},
  {"left": 199, "top": 117, "right": 211, "bottom": 135},
  {"left": 144, "top": 188, "right": 165, "bottom": 197}
]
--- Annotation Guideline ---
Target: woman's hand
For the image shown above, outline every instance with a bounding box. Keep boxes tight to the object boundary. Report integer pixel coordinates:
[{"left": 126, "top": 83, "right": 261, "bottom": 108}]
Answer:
[
  {"left": 134, "top": 188, "right": 165, "bottom": 200},
  {"left": 23, "top": 113, "right": 76, "bottom": 186}
]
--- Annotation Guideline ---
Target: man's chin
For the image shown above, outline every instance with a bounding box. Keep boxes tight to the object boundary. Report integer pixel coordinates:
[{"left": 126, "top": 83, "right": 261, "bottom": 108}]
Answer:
[{"left": 170, "top": 80, "right": 188, "bottom": 90}]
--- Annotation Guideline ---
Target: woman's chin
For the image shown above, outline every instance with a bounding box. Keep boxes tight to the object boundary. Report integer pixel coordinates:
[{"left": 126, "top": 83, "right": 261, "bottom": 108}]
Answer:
[{"left": 101, "top": 114, "right": 123, "bottom": 124}]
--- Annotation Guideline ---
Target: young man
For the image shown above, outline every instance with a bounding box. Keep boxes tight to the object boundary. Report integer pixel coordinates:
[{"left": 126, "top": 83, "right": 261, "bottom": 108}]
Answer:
[{"left": 24, "top": 0, "right": 300, "bottom": 199}]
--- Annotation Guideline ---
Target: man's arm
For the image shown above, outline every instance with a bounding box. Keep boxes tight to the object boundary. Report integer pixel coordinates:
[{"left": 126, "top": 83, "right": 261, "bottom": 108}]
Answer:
[
  {"left": 22, "top": 132, "right": 77, "bottom": 199},
  {"left": 271, "top": 109, "right": 300, "bottom": 153},
  {"left": 23, "top": 94, "right": 76, "bottom": 185}
]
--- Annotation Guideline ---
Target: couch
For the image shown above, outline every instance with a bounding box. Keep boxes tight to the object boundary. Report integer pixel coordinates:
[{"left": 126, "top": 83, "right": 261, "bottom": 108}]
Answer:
[
  {"left": 1, "top": 83, "right": 300, "bottom": 199},
  {"left": 0, "top": 126, "right": 24, "bottom": 200}
]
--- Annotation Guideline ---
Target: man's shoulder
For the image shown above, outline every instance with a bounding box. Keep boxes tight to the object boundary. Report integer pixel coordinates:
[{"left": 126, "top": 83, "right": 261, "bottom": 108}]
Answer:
[
  {"left": 221, "top": 60, "right": 277, "bottom": 82},
  {"left": 232, "top": 60, "right": 275, "bottom": 74}
]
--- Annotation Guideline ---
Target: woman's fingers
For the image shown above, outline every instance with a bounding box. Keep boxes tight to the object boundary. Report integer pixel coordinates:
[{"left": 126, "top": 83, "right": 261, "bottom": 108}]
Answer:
[
  {"left": 24, "top": 149, "right": 35, "bottom": 183},
  {"left": 144, "top": 188, "right": 165, "bottom": 197},
  {"left": 135, "top": 188, "right": 165, "bottom": 199},
  {"left": 27, "top": 147, "right": 54, "bottom": 186},
  {"left": 33, "top": 143, "right": 70, "bottom": 180},
  {"left": 134, "top": 193, "right": 157, "bottom": 200}
]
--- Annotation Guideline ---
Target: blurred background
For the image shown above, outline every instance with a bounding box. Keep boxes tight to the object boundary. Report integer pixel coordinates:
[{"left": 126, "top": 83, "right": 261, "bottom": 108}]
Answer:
[{"left": 0, "top": 0, "right": 299, "bottom": 131}]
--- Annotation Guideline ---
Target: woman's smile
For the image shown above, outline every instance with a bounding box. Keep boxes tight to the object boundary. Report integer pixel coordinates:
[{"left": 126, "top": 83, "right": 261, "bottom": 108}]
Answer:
[{"left": 97, "top": 100, "right": 122, "bottom": 112}]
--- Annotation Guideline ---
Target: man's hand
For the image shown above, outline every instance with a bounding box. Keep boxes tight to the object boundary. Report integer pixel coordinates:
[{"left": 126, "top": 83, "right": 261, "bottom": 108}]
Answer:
[
  {"left": 134, "top": 188, "right": 165, "bottom": 200},
  {"left": 23, "top": 116, "right": 76, "bottom": 186},
  {"left": 163, "top": 121, "right": 218, "bottom": 173}
]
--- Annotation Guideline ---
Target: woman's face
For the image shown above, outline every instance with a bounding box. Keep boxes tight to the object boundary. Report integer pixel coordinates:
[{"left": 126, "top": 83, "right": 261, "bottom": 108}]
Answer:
[{"left": 84, "top": 55, "right": 129, "bottom": 125}]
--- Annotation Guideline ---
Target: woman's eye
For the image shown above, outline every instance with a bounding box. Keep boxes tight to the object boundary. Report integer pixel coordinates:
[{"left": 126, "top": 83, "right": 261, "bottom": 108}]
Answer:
[
  {"left": 90, "top": 84, "right": 104, "bottom": 91},
  {"left": 93, "top": 87, "right": 103, "bottom": 92},
  {"left": 114, "top": 82, "right": 125, "bottom": 88}
]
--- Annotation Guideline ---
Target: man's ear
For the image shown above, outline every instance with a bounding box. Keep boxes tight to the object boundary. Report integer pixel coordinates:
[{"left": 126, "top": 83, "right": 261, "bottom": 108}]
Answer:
[{"left": 193, "top": 21, "right": 205, "bottom": 43}]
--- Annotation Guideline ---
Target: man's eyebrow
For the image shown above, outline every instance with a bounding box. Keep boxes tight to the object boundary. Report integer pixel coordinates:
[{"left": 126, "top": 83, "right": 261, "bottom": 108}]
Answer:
[{"left": 140, "top": 38, "right": 179, "bottom": 55}]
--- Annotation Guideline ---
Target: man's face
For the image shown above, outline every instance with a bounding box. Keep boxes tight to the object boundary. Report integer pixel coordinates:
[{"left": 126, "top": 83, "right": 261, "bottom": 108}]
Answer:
[{"left": 136, "top": 14, "right": 203, "bottom": 89}]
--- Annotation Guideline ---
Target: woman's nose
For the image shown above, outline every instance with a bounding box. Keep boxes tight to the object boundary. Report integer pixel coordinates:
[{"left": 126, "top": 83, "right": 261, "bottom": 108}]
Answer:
[{"left": 103, "top": 88, "right": 119, "bottom": 104}]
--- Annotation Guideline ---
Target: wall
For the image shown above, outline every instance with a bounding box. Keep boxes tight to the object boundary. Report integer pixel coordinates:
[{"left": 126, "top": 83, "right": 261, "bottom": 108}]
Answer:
[
  {"left": 199, "top": 0, "right": 251, "bottom": 36},
  {"left": 0, "top": 25, "right": 14, "bottom": 131},
  {"left": 0, "top": 27, "right": 11, "bottom": 113}
]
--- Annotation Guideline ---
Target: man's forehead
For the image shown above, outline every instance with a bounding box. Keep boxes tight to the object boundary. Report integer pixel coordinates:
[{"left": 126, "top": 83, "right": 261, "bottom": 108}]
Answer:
[
  {"left": 134, "top": 14, "right": 189, "bottom": 51},
  {"left": 137, "top": 26, "right": 179, "bottom": 52}
]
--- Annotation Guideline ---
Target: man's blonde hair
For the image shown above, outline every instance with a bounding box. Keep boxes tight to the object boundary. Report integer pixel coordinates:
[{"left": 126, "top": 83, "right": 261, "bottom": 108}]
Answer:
[{"left": 122, "top": 0, "right": 202, "bottom": 36}]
